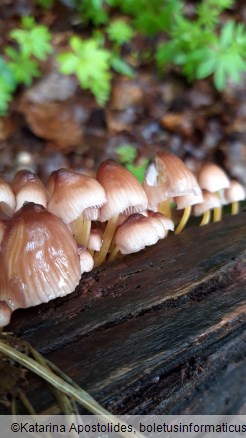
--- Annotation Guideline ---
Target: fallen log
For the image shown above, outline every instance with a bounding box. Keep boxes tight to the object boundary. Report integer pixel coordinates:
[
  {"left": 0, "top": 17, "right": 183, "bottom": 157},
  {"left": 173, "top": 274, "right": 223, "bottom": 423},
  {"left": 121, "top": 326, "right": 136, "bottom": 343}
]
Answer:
[{"left": 1, "top": 212, "right": 246, "bottom": 414}]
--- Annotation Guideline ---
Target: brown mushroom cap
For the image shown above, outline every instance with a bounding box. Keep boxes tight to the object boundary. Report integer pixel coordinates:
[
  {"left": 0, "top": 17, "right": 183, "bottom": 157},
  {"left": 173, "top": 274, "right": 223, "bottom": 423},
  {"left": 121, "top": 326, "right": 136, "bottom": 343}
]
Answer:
[
  {"left": 197, "top": 163, "right": 230, "bottom": 193},
  {"left": 0, "top": 177, "right": 15, "bottom": 220},
  {"left": 147, "top": 211, "right": 174, "bottom": 231},
  {"left": 0, "top": 203, "right": 82, "bottom": 326},
  {"left": 97, "top": 160, "right": 148, "bottom": 222},
  {"left": 12, "top": 170, "right": 49, "bottom": 211},
  {"left": 156, "top": 152, "right": 202, "bottom": 198},
  {"left": 115, "top": 213, "right": 164, "bottom": 254},
  {"left": 143, "top": 153, "right": 201, "bottom": 210},
  {"left": 47, "top": 168, "right": 106, "bottom": 224}
]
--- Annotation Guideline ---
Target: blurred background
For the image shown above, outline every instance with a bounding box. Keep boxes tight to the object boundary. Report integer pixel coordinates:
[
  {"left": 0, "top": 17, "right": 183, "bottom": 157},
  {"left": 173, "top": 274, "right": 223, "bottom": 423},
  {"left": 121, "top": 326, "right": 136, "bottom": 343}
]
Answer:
[{"left": 0, "top": 0, "right": 245, "bottom": 186}]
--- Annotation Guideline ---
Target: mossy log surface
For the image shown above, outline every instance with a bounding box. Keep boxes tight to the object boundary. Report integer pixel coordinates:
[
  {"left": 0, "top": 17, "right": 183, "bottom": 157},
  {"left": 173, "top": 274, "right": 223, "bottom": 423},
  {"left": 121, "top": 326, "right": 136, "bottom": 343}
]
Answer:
[{"left": 3, "top": 212, "right": 246, "bottom": 414}]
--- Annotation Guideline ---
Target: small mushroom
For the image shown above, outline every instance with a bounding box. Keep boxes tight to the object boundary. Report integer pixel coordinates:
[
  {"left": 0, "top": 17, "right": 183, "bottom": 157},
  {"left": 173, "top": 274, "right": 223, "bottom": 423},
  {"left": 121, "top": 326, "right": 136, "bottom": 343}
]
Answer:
[
  {"left": 94, "top": 160, "right": 148, "bottom": 266},
  {"left": 47, "top": 168, "right": 106, "bottom": 247},
  {"left": 0, "top": 203, "right": 83, "bottom": 327},
  {"left": 12, "top": 169, "right": 49, "bottom": 211},
  {"left": 193, "top": 190, "right": 221, "bottom": 226},
  {"left": 113, "top": 213, "right": 166, "bottom": 256},
  {"left": 0, "top": 178, "right": 15, "bottom": 220},
  {"left": 197, "top": 163, "right": 230, "bottom": 222},
  {"left": 223, "top": 180, "right": 245, "bottom": 215},
  {"left": 144, "top": 152, "right": 202, "bottom": 234}
]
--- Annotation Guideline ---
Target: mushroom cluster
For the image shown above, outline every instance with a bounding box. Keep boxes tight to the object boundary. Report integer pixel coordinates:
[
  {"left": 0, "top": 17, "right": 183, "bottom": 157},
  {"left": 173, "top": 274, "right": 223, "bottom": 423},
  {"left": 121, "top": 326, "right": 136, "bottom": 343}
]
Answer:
[{"left": 0, "top": 156, "right": 244, "bottom": 326}]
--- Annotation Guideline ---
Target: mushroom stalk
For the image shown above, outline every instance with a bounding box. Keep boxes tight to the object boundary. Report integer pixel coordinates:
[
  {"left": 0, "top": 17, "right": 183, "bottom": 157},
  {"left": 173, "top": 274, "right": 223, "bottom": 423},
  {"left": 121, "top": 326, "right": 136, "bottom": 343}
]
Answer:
[
  {"left": 213, "top": 206, "right": 222, "bottom": 223},
  {"left": 200, "top": 209, "right": 211, "bottom": 226},
  {"left": 108, "top": 245, "right": 120, "bottom": 262},
  {"left": 81, "top": 219, "right": 91, "bottom": 247},
  {"left": 158, "top": 200, "right": 172, "bottom": 218},
  {"left": 70, "top": 215, "right": 84, "bottom": 245},
  {"left": 94, "top": 215, "right": 119, "bottom": 267},
  {"left": 174, "top": 205, "right": 191, "bottom": 235},
  {"left": 231, "top": 201, "right": 239, "bottom": 215}
]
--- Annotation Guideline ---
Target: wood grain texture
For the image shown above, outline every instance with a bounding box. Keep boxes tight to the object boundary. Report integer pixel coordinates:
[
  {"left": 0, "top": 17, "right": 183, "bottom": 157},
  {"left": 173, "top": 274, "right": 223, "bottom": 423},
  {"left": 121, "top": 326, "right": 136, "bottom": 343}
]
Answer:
[{"left": 3, "top": 212, "right": 246, "bottom": 414}]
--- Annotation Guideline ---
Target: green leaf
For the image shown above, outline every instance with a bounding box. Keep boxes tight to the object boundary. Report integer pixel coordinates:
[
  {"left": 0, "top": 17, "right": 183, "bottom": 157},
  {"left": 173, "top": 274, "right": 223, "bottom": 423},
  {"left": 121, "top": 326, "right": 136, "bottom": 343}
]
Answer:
[
  {"left": 9, "top": 55, "right": 40, "bottom": 85},
  {"left": 57, "top": 37, "right": 112, "bottom": 105},
  {"left": 56, "top": 53, "right": 79, "bottom": 74},
  {"left": 116, "top": 145, "right": 137, "bottom": 164},
  {"left": 110, "top": 55, "right": 135, "bottom": 77},
  {"left": 107, "top": 19, "right": 133, "bottom": 46},
  {"left": 10, "top": 18, "right": 52, "bottom": 60},
  {"left": 126, "top": 159, "right": 149, "bottom": 183}
]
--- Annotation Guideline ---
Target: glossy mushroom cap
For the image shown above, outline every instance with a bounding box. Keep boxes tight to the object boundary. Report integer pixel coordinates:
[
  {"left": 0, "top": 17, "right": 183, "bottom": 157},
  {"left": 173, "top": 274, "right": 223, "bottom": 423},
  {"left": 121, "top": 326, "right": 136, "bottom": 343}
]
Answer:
[
  {"left": 0, "top": 177, "right": 15, "bottom": 220},
  {"left": 197, "top": 163, "right": 230, "bottom": 193},
  {"left": 97, "top": 160, "right": 148, "bottom": 222},
  {"left": 0, "top": 203, "right": 82, "bottom": 326},
  {"left": 193, "top": 190, "right": 221, "bottom": 216},
  {"left": 143, "top": 162, "right": 166, "bottom": 211},
  {"left": 224, "top": 180, "right": 245, "bottom": 203},
  {"left": 12, "top": 169, "right": 49, "bottom": 211},
  {"left": 115, "top": 213, "right": 165, "bottom": 254},
  {"left": 0, "top": 221, "right": 6, "bottom": 247},
  {"left": 156, "top": 152, "right": 202, "bottom": 198},
  {"left": 143, "top": 153, "right": 201, "bottom": 211},
  {"left": 47, "top": 168, "right": 106, "bottom": 224}
]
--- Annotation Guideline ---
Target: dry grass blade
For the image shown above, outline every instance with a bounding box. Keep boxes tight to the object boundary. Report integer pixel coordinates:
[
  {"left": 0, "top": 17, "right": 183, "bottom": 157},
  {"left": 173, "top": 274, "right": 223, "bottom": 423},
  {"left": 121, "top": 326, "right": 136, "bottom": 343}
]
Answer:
[{"left": 0, "top": 340, "right": 145, "bottom": 438}]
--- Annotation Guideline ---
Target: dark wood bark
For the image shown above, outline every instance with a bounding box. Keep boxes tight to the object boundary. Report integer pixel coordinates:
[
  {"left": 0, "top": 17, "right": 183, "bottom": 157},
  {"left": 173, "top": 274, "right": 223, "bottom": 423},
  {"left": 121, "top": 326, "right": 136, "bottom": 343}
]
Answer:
[{"left": 2, "top": 212, "right": 246, "bottom": 414}]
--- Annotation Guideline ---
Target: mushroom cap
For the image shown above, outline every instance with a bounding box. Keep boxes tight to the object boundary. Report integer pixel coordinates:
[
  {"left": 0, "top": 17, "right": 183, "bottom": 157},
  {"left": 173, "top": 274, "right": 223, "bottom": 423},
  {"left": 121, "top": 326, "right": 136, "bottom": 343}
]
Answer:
[
  {"left": 0, "top": 221, "right": 6, "bottom": 247},
  {"left": 197, "top": 163, "right": 230, "bottom": 193},
  {"left": 47, "top": 168, "right": 107, "bottom": 224},
  {"left": 97, "top": 160, "right": 148, "bottom": 222},
  {"left": 143, "top": 162, "right": 166, "bottom": 211},
  {"left": 143, "top": 153, "right": 201, "bottom": 210},
  {"left": 174, "top": 191, "right": 203, "bottom": 210},
  {"left": 88, "top": 228, "right": 102, "bottom": 252},
  {"left": 115, "top": 213, "right": 164, "bottom": 254},
  {"left": 193, "top": 190, "right": 221, "bottom": 216},
  {"left": 148, "top": 211, "right": 174, "bottom": 231},
  {"left": 0, "top": 203, "right": 81, "bottom": 325},
  {"left": 156, "top": 152, "right": 202, "bottom": 198},
  {"left": 77, "top": 246, "right": 94, "bottom": 273},
  {"left": 0, "top": 177, "right": 15, "bottom": 220},
  {"left": 12, "top": 169, "right": 49, "bottom": 211},
  {"left": 224, "top": 180, "right": 245, "bottom": 203}
]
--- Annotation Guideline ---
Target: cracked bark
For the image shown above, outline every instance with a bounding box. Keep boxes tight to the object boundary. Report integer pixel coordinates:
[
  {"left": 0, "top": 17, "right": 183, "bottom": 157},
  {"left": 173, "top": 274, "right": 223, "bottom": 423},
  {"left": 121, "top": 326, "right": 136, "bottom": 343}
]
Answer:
[{"left": 2, "top": 212, "right": 246, "bottom": 414}]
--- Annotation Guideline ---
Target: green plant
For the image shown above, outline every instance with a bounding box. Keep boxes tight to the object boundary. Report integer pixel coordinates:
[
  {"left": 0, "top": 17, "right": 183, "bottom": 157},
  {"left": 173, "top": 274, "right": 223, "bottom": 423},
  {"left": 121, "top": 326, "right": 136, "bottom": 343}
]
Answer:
[
  {"left": 57, "top": 36, "right": 112, "bottom": 105},
  {"left": 116, "top": 144, "right": 149, "bottom": 183},
  {"left": 0, "top": 16, "right": 52, "bottom": 115},
  {"left": 156, "top": 0, "right": 246, "bottom": 90},
  {"left": 9, "top": 16, "right": 52, "bottom": 61}
]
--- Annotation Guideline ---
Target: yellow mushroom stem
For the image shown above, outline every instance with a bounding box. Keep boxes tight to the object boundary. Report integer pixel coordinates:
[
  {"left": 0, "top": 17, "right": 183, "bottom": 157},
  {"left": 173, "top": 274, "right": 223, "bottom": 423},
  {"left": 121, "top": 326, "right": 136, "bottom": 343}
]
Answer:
[
  {"left": 94, "top": 214, "right": 119, "bottom": 267},
  {"left": 108, "top": 245, "right": 120, "bottom": 262},
  {"left": 231, "top": 201, "right": 239, "bottom": 215},
  {"left": 70, "top": 217, "right": 91, "bottom": 247},
  {"left": 158, "top": 199, "right": 172, "bottom": 218},
  {"left": 80, "top": 219, "right": 91, "bottom": 247},
  {"left": 213, "top": 191, "right": 223, "bottom": 223},
  {"left": 70, "top": 215, "right": 84, "bottom": 245},
  {"left": 200, "top": 209, "right": 211, "bottom": 226},
  {"left": 213, "top": 206, "right": 222, "bottom": 223},
  {"left": 174, "top": 205, "right": 191, "bottom": 235}
]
